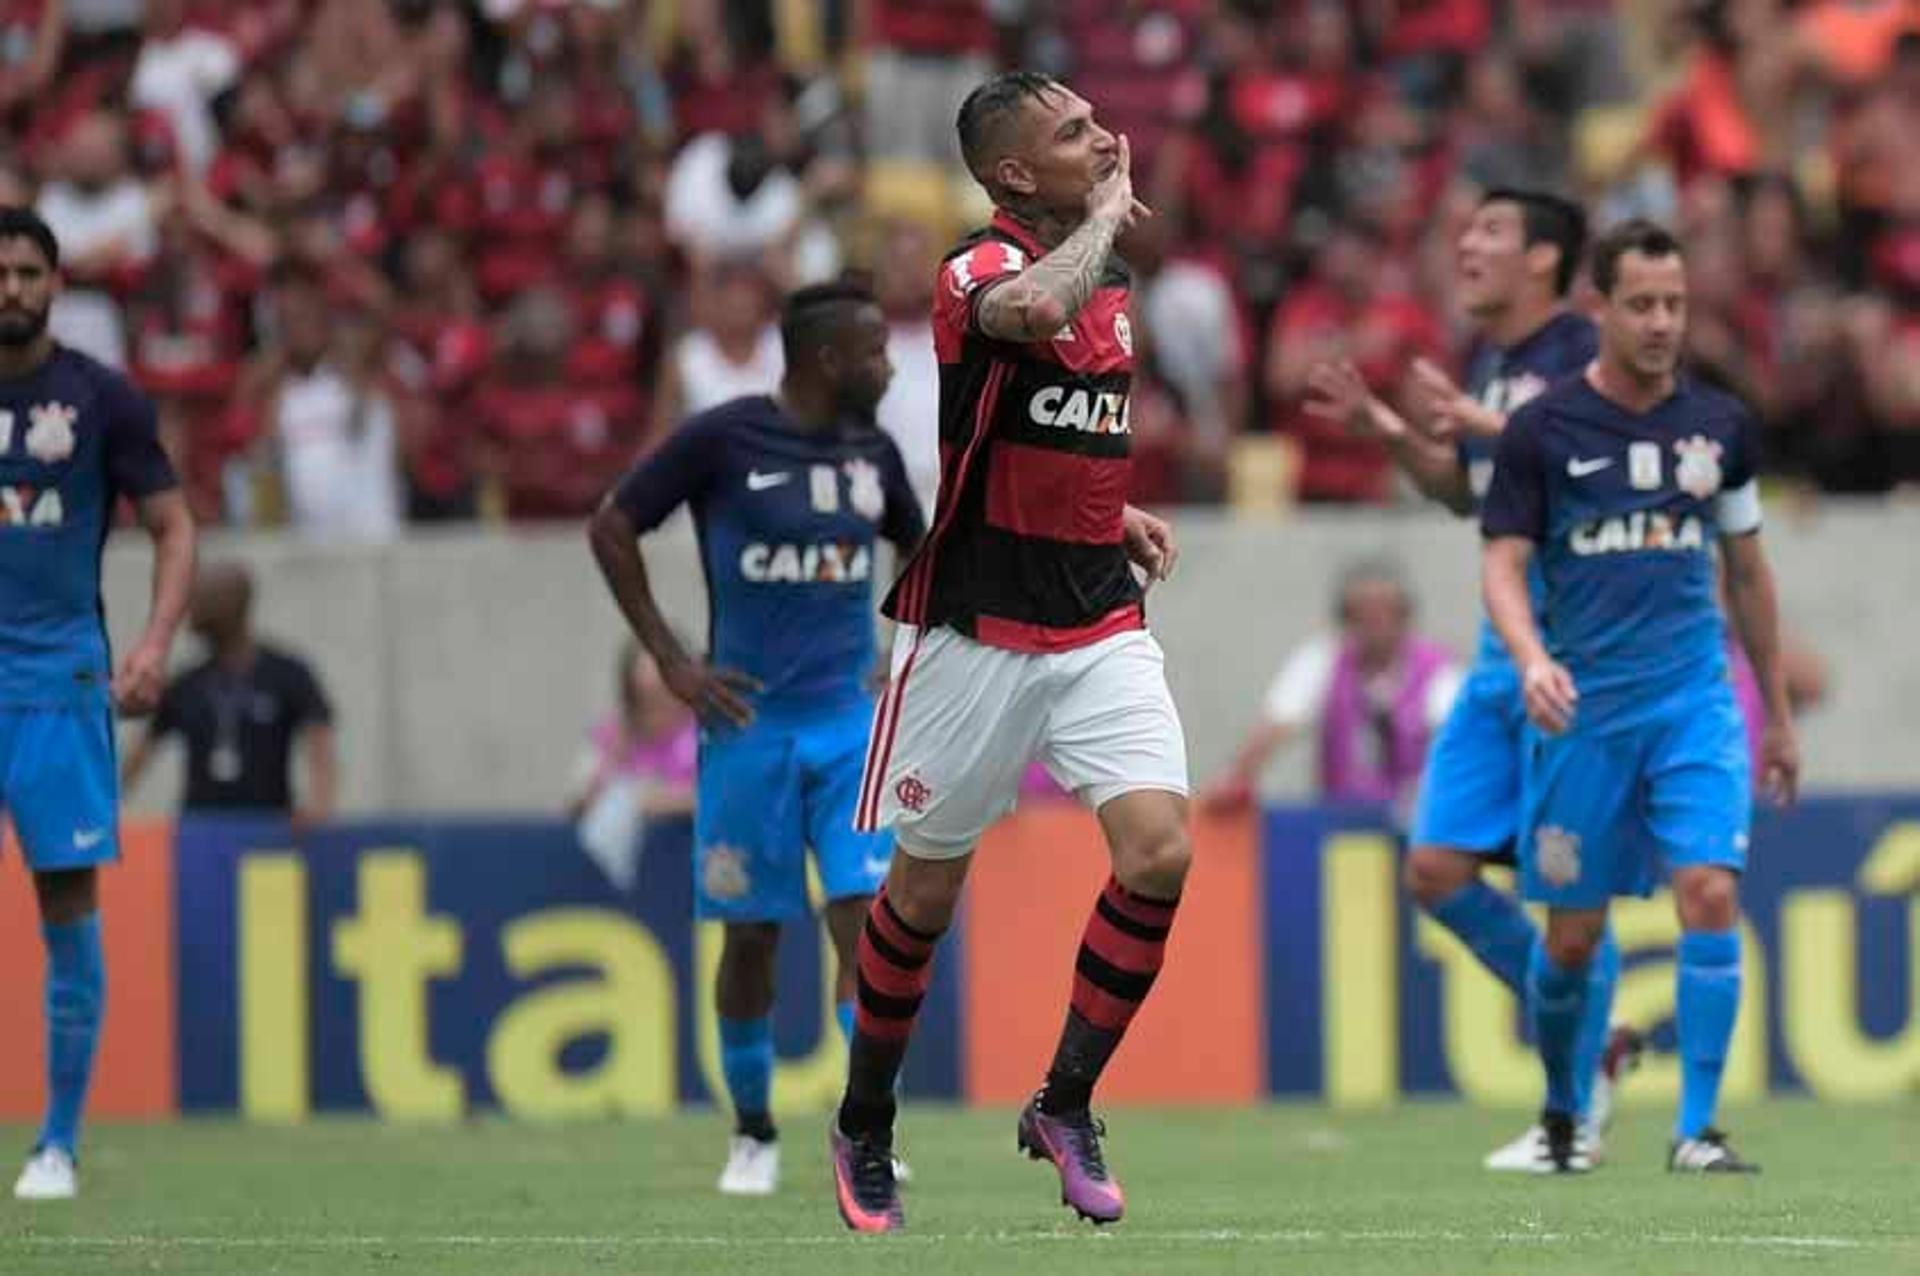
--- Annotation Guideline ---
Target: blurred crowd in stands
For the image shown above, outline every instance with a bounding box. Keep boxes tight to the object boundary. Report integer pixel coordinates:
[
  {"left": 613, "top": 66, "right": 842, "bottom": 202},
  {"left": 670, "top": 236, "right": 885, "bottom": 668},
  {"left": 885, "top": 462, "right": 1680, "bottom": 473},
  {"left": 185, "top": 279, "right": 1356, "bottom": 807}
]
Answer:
[{"left": 10, "top": 0, "right": 1920, "bottom": 537}]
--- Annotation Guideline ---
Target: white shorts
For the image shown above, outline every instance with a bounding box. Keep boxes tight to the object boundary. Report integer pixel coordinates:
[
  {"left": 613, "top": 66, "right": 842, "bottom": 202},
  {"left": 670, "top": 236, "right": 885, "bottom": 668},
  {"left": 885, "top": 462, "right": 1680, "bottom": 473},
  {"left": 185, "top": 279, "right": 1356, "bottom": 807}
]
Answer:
[{"left": 855, "top": 624, "right": 1190, "bottom": 858}]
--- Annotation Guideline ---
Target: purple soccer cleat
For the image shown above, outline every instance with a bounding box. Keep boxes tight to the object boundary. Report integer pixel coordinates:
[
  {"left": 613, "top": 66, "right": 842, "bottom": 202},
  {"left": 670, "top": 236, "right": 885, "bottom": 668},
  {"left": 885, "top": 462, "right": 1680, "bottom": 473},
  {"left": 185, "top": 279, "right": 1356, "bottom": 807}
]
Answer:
[
  {"left": 830, "top": 1123, "right": 904, "bottom": 1234},
  {"left": 1016, "top": 1097, "right": 1126, "bottom": 1224}
]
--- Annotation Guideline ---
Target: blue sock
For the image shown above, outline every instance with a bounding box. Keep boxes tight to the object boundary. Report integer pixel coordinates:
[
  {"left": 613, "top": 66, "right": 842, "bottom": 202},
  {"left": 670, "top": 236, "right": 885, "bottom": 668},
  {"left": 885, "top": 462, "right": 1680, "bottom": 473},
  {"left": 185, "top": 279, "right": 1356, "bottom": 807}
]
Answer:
[
  {"left": 719, "top": 1016, "right": 774, "bottom": 1134},
  {"left": 1428, "top": 879, "right": 1539, "bottom": 996},
  {"left": 1571, "top": 930, "right": 1621, "bottom": 1121},
  {"left": 1675, "top": 929, "right": 1741, "bottom": 1140},
  {"left": 39, "top": 915, "right": 104, "bottom": 1155},
  {"left": 835, "top": 999, "right": 855, "bottom": 1046},
  {"left": 1527, "top": 944, "right": 1589, "bottom": 1116}
]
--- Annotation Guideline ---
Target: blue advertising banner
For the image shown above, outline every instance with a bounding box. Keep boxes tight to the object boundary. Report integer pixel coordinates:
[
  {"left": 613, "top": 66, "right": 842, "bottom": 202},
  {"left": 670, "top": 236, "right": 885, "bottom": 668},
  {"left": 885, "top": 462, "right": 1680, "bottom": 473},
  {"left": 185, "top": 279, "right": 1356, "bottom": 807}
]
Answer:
[
  {"left": 175, "top": 817, "right": 963, "bottom": 1118},
  {"left": 1264, "top": 796, "right": 1920, "bottom": 1105}
]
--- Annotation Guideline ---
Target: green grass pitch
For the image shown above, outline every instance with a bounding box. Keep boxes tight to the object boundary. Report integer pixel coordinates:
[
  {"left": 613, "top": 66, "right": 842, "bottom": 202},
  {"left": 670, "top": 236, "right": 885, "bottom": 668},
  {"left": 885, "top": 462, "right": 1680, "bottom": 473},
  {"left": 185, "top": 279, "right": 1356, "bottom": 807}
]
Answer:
[{"left": 1, "top": 1100, "right": 1916, "bottom": 1274}]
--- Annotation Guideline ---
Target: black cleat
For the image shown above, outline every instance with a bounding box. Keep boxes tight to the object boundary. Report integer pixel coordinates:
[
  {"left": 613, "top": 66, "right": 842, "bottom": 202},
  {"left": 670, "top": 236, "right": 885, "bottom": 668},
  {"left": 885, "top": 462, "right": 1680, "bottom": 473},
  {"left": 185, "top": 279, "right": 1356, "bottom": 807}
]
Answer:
[
  {"left": 1669, "top": 1128, "right": 1760, "bottom": 1174},
  {"left": 1539, "top": 1110, "right": 1591, "bottom": 1174}
]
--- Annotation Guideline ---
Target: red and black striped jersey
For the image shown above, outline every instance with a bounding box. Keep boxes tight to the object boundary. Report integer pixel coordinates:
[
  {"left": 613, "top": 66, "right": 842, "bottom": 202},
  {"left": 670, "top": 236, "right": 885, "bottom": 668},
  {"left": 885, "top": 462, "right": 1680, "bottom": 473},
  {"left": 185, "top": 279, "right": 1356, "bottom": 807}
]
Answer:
[{"left": 881, "top": 211, "right": 1144, "bottom": 653}]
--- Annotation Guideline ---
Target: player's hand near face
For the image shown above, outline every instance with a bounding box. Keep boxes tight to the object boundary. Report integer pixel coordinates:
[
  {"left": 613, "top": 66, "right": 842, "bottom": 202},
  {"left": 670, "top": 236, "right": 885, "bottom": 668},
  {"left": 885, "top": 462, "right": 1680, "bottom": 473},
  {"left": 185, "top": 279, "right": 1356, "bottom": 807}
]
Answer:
[
  {"left": 1305, "top": 359, "right": 1406, "bottom": 441},
  {"left": 1408, "top": 358, "right": 1501, "bottom": 441},
  {"left": 1520, "top": 658, "right": 1579, "bottom": 735},
  {"left": 1761, "top": 720, "right": 1800, "bottom": 806},
  {"left": 1089, "top": 134, "right": 1152, "bottom": 230},
  {"left": 111, "top": 638, "right": 168, "bottom": 717},
  {"left": 663, "top": 655, "right": 762, "bottom": 729},
  {"left": 1122, "top": 504, "right": 1177, "bottom": 583}
]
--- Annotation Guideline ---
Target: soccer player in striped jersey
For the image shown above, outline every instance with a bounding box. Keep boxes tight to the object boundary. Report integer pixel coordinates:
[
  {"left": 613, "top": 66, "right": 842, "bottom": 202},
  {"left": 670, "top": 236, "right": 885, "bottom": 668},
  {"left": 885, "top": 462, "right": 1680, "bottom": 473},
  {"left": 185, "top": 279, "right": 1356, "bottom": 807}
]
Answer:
[{"left": 830, "top": 73, "right": 1188, "bottom": 1233}]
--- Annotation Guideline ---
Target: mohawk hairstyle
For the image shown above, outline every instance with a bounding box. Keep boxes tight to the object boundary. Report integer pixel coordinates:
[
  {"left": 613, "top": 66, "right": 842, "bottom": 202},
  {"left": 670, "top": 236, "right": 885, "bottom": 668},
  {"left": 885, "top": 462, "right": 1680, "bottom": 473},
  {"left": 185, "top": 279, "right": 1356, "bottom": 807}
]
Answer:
[{"left": 956, "top": 71, "right": 1064, "bottom": 185}]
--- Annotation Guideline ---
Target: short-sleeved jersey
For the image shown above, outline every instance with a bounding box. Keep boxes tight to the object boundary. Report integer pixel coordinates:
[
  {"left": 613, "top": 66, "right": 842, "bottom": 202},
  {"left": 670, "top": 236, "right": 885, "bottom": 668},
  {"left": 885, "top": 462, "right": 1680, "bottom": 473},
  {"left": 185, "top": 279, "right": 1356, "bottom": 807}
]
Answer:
[
  {"left": 155, "top": 644, "right": 333, "bottom": 812},
  {"left": 1481, "top": 374, "right": 1763, "bottom": 727},
  {"left": 0, "top": 347, "right": 178, "bottom": 706},
  {"left": 882, "top": 210, "right": 1143, "bottom": 653},
  {"left": 1457, "top": 311, "right": 1598, "bottom": 672},
  {"left": 614, "top": 395, "right": 924, "bottom": 718}
]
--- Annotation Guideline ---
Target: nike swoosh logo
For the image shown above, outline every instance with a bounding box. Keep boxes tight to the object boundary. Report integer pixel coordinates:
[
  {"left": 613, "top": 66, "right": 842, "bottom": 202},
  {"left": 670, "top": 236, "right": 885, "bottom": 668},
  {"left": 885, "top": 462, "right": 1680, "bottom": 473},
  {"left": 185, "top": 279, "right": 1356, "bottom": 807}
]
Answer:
[
  {"left": 862, "top": 857, "right": 892, "bottom": 879},
  {"left": 1567, "top": 457, "right": 1614, "bottom": 477},
  {"left": 746, "top": 471, "right": 791, "bottom": 491},
  {"left": 73, "top": 829, "right": 105, "bottom": 849}
]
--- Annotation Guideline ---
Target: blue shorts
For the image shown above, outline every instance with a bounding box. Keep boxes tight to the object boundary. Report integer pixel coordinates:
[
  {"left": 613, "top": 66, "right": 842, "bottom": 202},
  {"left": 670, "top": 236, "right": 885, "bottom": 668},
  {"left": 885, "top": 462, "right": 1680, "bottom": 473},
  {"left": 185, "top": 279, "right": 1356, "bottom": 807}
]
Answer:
[
  {"left": 0, "top": 701, "right": 120, "bottom": 871},
  {"left": 1518, "top": 688, "right": 1749, "bottom": 909},
  {"left": 693, "top": 699, "right": 893, "bottom": 922},
  {"left": 1410, "top": 664, "right": 1526, "bottom": 857}
]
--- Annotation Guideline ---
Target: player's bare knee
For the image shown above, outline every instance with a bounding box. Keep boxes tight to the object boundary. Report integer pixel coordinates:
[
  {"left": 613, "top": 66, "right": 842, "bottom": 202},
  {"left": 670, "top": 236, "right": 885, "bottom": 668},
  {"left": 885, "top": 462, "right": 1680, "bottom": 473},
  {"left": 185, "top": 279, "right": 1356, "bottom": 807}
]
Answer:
[
  {"left": 1675, "top": 868, "right": 1740, "bottom": 931},
  {"left": 1114, "top": 823, "right": 1191, "bottom": 899},
  {"left": 1404, "top": 847, "right": 1477, "bottom": 909},
  {"left": 885, "top": 853, "right": 967, "bottom": 935}
]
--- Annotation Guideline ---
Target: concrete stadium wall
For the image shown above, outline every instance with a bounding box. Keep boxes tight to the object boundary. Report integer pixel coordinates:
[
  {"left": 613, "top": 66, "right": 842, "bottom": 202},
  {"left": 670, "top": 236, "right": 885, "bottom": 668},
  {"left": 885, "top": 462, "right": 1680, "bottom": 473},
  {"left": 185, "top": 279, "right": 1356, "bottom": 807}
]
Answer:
[{"left": 103, "top": 501, "right": 1920, "bottom": 814}]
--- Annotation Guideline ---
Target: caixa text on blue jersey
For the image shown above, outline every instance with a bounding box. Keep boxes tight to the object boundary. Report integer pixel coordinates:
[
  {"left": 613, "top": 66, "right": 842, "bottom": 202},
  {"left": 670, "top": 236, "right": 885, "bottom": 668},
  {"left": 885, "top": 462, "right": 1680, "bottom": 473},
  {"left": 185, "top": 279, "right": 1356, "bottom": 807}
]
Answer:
[{"left": 1569, "top": 510, "right": 1705, "bottom": 556}]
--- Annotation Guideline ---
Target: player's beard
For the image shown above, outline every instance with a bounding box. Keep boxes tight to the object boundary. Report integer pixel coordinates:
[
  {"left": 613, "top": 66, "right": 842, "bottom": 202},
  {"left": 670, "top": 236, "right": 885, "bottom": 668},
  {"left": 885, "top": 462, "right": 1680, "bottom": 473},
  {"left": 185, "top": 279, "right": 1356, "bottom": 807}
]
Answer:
[{"left": 0, "top": 302, "right": 50, "bottom": 347}]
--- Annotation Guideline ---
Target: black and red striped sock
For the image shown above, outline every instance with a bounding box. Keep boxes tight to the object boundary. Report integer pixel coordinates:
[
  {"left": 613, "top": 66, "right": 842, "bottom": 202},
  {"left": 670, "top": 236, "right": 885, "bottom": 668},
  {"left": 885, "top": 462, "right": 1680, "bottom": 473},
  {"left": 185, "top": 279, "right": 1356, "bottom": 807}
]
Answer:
[
  {"left": 838, "top": 887, "right": 943, "bottom": 1140},
  {"left": 1038, "top": 876, "right": 1181, "bottom": 1117}
]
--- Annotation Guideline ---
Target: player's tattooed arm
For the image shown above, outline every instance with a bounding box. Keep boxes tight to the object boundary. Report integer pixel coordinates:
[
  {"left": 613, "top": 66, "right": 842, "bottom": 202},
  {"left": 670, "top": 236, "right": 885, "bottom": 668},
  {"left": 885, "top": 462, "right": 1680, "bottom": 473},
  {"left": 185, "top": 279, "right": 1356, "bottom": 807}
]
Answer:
[
  {"left": 974, "top": 213, "right": 1122, "bottom": 343},
  {"left": 977, "top": 133, "right": 1146, "bottom": 342}
]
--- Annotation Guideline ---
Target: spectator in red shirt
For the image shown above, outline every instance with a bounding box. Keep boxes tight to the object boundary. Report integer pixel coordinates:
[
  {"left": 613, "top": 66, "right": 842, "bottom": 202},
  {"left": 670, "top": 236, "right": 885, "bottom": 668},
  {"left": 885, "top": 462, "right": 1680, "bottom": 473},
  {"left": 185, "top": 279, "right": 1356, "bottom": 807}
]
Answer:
[
  {"left": 1154, "top": 3, "right": 1347, "bottom": 288},
  {"left": 1265, "top": 220, "right": 1446, "bottom": 503},
  {"left": 474, "top": 286, "right": 645, "bottom": 520},
  {"left": 1364, "top": 0, "right": 1491, "bottom": 111},
  {"left": 203, "top": 67, "right": 304, "bottom": 215},
  {"left": 389, "top": 226, "right": 490, "bottom": 519},
  {"left": 560, "top": 190, "right": 651, "bottom": 391},
  {"left": 661, "top": 5, "right": 781, "bottom": 144},
  {"left": 469, "top": 82, "right": 592, "bottom": 303},
  {"left": 560, "top": 1, "right": 638, "bottom": 178},
  {"left": 126, "top": 179, "right": 275, "bottom": 518}
]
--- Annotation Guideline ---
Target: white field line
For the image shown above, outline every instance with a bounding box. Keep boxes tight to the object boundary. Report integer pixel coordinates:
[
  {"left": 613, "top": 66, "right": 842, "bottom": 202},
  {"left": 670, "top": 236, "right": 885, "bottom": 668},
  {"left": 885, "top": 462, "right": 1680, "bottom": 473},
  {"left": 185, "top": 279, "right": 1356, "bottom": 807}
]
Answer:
[{"left": 0, "top": 1229, "right": 1896, "bottom": 1251}]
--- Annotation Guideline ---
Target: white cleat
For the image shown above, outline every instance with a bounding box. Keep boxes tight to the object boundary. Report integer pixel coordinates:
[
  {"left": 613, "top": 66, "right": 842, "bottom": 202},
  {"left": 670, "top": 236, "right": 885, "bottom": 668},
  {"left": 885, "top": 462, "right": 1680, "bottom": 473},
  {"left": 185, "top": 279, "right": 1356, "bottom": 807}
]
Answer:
[
  {"left": 14, "top": 1147, "right": 76, "bottom": 1200},
  {"left": 1485, "top": 1124, "right": 1547, "bottom": 1172},
  {"left": 1484, "top": 1123, "right": 1599, "bottom": 1173},
  {"left": 717, "top": 1135, "right": 779, "bottom": 1196}
]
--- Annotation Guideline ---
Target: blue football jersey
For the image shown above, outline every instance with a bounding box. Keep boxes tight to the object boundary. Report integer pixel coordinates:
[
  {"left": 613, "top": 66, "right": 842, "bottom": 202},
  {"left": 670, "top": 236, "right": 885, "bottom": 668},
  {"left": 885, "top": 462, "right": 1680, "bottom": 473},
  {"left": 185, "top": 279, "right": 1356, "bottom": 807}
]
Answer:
[
  {"left": 0, "top": 348, "right": 177, "bottom": 707},
  {"left": 1481, "top": 374, "right": 1761, "bottom": 727},
  {"left": 1458, "top": 311, "right": 1598, "bottom": 673},
  {"left": 614, "top": 396, "right": 925, "bottom": 716}
]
